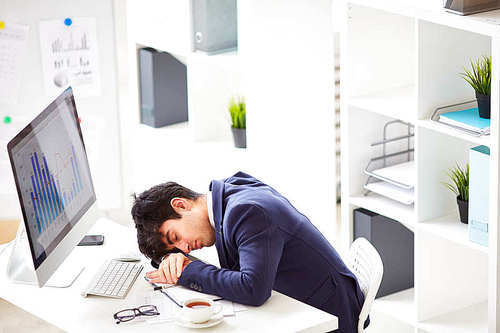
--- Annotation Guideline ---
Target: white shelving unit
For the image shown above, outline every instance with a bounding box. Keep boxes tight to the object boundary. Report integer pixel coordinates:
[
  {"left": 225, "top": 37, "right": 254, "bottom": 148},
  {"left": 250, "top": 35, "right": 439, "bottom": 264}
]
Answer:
[
  {"left": 122, "top": 1, "right": 247, "bottom": 196},
  {"left": 372, "top": 288, "right": 416, "bottom": 326},
  {"left": 349, "top": 85, "right": 417, "bottom": 123},
  {"left": 340, "top": 1, "right": 500, "bottom": 332}
]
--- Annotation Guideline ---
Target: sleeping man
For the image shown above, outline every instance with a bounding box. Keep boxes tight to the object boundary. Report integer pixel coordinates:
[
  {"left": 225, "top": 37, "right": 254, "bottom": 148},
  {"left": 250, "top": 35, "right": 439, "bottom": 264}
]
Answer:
[{"left": 131, "top": 171, "right": 369, "bottom": 332}]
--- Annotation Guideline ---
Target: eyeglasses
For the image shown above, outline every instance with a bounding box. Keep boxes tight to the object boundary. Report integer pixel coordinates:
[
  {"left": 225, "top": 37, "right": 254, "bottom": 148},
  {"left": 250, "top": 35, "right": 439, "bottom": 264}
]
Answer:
[{"left": 113, "top": 305, "right": 160, "bottom": 324}]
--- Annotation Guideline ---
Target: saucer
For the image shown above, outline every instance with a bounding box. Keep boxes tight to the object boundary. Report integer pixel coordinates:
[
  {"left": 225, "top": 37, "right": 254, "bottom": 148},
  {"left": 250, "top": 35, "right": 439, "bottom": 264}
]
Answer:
[{"left": 174, "top": 313, "right": 224, "bottom": 329}]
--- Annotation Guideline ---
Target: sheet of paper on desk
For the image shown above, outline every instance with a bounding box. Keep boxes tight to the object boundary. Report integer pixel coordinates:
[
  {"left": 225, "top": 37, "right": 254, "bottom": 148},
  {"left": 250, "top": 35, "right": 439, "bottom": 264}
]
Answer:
[
  {"left": 138, "top": 291, "right": 178, "bottom": 324},
  {"left": 165, "top": 286, "right": 248, "bottom": 315},
  {"left": 167, "top": 285, "right": 220, "bottom": 303},
  {"left": 217, "top": 299, "right": 234, "bottom": 316}
]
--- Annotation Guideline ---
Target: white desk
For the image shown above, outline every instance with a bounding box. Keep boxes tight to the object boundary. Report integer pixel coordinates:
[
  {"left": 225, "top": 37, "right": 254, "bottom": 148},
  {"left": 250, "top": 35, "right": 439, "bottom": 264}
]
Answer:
[{"left": 0, "top": 218, "right": 338, "bottom": 332}]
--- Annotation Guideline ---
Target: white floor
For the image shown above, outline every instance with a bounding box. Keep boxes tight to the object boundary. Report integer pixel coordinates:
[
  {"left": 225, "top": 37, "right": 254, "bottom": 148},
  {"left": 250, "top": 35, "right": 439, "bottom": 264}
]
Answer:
[{"left": 0, "top": 298, "right": 63, "bottom": 333}]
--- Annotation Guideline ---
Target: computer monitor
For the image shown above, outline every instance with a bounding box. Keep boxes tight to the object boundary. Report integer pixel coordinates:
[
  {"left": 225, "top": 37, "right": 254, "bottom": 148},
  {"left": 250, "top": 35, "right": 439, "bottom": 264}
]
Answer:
[{"left": 7, "top": 87, "right": 98, "bottom": 287}]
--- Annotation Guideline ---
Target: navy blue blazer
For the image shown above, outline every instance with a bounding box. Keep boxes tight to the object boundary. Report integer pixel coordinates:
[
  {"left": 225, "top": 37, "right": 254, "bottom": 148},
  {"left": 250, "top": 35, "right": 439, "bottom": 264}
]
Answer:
[{"left": 178, "top": 172, "right": 367, "bottom": 332}]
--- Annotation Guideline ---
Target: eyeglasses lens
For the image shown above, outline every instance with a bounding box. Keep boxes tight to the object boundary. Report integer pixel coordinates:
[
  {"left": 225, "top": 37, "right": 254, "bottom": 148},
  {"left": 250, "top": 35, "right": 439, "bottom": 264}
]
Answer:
[
  {"left": 115, "top": 309, "right": 136, "bottom": 322},
  {"left": 138, "top": 305, "right": 158, "bottom": 316}
]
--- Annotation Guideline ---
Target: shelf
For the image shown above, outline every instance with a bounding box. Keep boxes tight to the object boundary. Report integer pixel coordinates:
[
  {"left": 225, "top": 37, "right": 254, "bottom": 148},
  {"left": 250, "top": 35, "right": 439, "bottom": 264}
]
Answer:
[
  {"left": 134, "top": 121, "right": 193, "bottom": 143},
  {"left": 364, "top": 181, "right": 414, "bottom": 205},
  {"left": 417, "top": 120, "right": 490, "bottom": 147},
  {"left": 348, "top": 0, "right": 500, "bottom": 36},
  {"left": 188, "top": 50, "right": 239, "bottom": 69},
  {"left": 133, "top": 122, "right": 246, "bottom": 153},
  {"left": 418, "top": 214, "right": 488, "bottom": 255},
  {"left": 418, "top": 301, "right": 487, "bottom": 333},
  {"left": 367, "top": 161, "right": 415, "bottom": 188},
  {"left": 349, "top": 85, "right": 416, "bottom": 123},
  {"left": 350, "top": 193, "right": 415, "bottom": 230},
  {"left": 372, "top": 288, "right": 415, "bottom": 326}
]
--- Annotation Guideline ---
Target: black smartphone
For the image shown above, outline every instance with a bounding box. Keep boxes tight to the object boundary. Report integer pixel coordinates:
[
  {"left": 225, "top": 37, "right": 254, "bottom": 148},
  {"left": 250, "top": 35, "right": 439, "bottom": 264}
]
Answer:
[{"left": 78, "top": 234, "right": 104, "bottom": 246}]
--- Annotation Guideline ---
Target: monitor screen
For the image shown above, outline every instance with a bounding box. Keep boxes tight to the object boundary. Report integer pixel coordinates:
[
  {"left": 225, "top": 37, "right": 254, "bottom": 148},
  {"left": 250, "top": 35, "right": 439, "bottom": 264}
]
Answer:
[{"left": 8, "top": 87, "right": 96, "bottom": 270}]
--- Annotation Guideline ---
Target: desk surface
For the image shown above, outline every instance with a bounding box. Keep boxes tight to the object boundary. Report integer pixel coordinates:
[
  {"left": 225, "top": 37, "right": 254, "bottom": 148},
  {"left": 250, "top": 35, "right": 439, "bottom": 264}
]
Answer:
[{"left": 0, "top": 218, "right": 338, "bottom": 332}]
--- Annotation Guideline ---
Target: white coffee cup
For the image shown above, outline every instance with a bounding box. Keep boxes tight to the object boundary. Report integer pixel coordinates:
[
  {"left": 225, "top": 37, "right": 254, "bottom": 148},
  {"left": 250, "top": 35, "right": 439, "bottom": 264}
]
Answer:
[{"left": 181, "top": 298, "right": 223, "bottom": 324}]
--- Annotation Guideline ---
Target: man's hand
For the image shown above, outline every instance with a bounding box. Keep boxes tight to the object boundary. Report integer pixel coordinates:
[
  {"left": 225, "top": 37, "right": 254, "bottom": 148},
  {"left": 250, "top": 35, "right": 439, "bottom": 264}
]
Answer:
[{"left": 146, "top": 253, "right": 192, "bottom": 284}]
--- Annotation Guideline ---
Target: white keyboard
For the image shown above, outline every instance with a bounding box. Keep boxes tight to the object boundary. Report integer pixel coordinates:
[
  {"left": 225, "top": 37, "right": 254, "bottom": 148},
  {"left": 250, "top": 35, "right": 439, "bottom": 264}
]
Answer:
[{"left": 81, "top": 260, "right": 143, "bottom": 299}]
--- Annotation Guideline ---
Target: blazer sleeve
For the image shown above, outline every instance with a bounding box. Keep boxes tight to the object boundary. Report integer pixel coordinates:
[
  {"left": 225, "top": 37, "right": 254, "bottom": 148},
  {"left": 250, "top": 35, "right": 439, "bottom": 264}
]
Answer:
[{"left": 177, "top": 204, "right": 285, "bottom": 306}]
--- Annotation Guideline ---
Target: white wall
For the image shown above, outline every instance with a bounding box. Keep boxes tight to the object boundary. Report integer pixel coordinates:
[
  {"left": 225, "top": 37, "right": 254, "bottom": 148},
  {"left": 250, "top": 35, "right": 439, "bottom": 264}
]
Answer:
[
  {"left": 0, "top": 0, "right": 122, "bottom": 219},
  {"left": 239, "top": 0, "right": 337, "bottom": 241}
]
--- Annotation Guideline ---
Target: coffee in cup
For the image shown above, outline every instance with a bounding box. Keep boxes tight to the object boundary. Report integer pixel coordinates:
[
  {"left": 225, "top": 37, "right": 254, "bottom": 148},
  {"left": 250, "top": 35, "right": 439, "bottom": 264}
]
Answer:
[{"left": 181, "top": 298, "right": 223, "bottom": 323}]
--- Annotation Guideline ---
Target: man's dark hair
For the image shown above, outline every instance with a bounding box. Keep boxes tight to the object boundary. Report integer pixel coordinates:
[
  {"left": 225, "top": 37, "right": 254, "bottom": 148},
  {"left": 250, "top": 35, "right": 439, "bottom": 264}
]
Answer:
[{"left": 131, "top": 182, "right": 202, "bottom": 263}]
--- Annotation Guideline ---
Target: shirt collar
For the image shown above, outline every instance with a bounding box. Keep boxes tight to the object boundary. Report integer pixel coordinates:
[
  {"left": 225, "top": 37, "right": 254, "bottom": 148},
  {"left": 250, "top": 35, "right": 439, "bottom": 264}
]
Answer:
[{"left": 207, "top": 191, "right": 215, "bottom": 229}]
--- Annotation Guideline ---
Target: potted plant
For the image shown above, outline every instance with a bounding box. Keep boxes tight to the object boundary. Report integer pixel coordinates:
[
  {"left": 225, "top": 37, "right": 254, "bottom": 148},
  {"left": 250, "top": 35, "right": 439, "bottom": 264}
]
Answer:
[
  {"left": 443, "top": 163, "right": 469, "bottom": 224},
  {"left": 461, "top": 55, "right": 491, "bottom": 119},
  {"left": 228, "top": 96, "right": 246, "bottom": 148}
]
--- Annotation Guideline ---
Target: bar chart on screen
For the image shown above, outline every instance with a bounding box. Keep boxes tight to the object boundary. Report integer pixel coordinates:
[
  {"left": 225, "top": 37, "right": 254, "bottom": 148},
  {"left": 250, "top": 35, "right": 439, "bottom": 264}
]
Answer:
[
  {"left": 36, "top": 149, "right": 80, "bottom": 249},
  {"left": 14, "top": 128, "right": 92, "bottom": 250},
  {"left": 26, "top": 147, "right": 82, "bottom": 241}
]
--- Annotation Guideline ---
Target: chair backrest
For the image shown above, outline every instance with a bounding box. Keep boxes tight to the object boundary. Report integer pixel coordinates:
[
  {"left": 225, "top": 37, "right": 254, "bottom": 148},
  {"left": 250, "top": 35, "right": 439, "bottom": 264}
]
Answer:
[{"left": 347, "top": 237, "right": 384, "bottom": 333}]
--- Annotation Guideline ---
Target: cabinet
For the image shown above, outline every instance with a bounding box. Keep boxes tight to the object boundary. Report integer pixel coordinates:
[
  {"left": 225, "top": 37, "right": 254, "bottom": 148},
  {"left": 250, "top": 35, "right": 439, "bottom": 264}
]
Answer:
[{"left": 340, "top": 1, "right": 500, "bottom": 331}]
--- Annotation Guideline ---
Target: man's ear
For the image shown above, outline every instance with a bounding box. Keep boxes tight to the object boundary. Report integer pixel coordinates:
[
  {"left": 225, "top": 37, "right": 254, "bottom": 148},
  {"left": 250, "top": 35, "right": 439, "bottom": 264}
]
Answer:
[{"left": 170, "top": 197, "right": 192, "bottom": 214}]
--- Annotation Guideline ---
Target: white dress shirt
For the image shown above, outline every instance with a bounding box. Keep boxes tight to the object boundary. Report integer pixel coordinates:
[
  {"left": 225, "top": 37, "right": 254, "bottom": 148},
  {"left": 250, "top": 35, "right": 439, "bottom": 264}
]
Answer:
[{"left": 207, "top": 191, "right": 215, "bottom": 229}]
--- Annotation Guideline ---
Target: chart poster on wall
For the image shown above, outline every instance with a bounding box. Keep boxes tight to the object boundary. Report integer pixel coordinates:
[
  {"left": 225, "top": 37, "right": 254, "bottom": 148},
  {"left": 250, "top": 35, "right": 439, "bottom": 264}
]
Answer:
[
  {"left": 0, "top": 21, "right": 29, "bottom": 104},
  {"left": 39, "top": 17, "right": 101, "bottom": 98}
]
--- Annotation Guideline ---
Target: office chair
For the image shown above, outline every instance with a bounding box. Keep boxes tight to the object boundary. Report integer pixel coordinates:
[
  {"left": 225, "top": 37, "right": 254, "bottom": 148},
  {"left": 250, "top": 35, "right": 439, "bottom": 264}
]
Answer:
[{"left": 347, "top": 237, "right": 384, "bottom": 333}]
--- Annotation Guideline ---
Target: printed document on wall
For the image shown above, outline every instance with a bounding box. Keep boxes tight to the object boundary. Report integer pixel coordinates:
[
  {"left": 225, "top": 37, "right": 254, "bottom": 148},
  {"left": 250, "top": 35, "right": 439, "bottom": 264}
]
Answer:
[
  {"left": 39, "top": 17, "right": 101, "bottom": 98},
  {"left": 0, "top": 22, "right": 29, "bottom": 104}
]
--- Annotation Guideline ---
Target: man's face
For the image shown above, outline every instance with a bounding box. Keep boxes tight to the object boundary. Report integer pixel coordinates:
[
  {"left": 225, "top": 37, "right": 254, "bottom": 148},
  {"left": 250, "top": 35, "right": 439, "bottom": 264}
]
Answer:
[{"left": 158, "top": 198, "right": 216, "bottom": 254}]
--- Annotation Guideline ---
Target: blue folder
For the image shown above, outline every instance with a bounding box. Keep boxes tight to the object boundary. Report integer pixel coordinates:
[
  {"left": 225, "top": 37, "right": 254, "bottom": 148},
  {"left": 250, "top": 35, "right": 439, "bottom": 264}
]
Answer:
[{"left": 440, "top": 108, "right": 490, "bottom": 130}]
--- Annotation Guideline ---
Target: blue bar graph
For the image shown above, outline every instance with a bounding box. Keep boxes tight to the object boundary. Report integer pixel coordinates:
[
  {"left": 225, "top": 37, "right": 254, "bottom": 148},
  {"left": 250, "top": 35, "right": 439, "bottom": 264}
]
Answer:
[
  {"left": 26, "top": 145, "right": 86, "bottom": 235},
  {"left": 31, "top": 176, "right": 45, "bottom": 232},
  {"left": 34, "top": 152, "right": 54, "bottom": 223},
  {"left": 43, "top": 156, "right": 61, "bottom": 214},
  {"left": 30, "top": 192, "right": 42, "bottom": 233},
  {"left": 53, "top": 175, "right": 63, "bottom": 211},
  {"left": 31, "top": 158, "right": 48, "bottom": 230},
  {"left": 72, "top": 146, "right": 83, "bottom": 192},
  {"left": 42, "top": 168, "right": 57, "bottom": 218},
  {"left": 70, "top": 157, "right": 80, "bottom": 193},
  {"left": 41, "top": 167, "right": 56, "bottom": 222},
  {"left": 56, "top": 179, "right": 64, "bottom": 210}
]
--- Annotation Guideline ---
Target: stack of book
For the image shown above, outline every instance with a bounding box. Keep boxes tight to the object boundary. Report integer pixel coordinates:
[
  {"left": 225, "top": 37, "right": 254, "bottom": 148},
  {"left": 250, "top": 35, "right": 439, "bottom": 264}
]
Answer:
[{"left": 438, "top": 107, "right": 490, "bottom": 136}]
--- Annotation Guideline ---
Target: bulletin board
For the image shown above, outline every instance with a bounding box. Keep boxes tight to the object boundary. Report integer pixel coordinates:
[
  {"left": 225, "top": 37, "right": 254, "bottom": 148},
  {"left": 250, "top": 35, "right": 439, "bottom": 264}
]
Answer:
[{"left": 0, "top": 0, "right": 122, "bottom": 218}]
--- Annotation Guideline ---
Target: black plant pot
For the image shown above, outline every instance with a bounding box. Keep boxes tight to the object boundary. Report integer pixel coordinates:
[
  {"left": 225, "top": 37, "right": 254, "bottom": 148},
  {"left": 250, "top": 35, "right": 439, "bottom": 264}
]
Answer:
[
  {"left": 475, "top": 92, "right": 491, "bottom": 119},
  {"left": 457, "top": 197, "right": 469, "bottom": 224},
  {"left": 231, "top": 127, "right": 246, "bottom": 148}
]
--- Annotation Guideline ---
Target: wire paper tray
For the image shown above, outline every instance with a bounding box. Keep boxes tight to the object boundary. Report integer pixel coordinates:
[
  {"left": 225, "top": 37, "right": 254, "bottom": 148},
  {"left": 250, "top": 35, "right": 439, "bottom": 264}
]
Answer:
[
  {"left": 364, "top": 181, "right": 414, "bottom": 205},
  {"left": 363, "top": 120, "right": 415, "bottom": 204},
  {"left": 431, "top": 100, "right": 490, "bottom": 137},
  {"left": 364, "top": 161, "right": 415, "bottom": 189}
]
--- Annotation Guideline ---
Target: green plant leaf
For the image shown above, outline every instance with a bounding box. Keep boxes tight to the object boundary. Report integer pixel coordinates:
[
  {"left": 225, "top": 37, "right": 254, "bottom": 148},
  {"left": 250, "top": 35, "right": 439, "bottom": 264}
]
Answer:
[
  {"left": 228, "top": 96, "right": 246, "bottom": 129},
  {"left": 443, "top": 163, "right": 469, "bottom": 201},
  {"left": 461, "top": 56, "right": 491, "bottom": 95}
]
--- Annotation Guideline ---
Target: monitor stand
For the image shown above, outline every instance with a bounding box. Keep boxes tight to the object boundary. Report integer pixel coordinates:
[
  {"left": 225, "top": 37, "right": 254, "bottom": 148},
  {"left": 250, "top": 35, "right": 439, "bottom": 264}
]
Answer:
[{"left": 6, "top": 223, "right": 84, "bottom": 288}]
